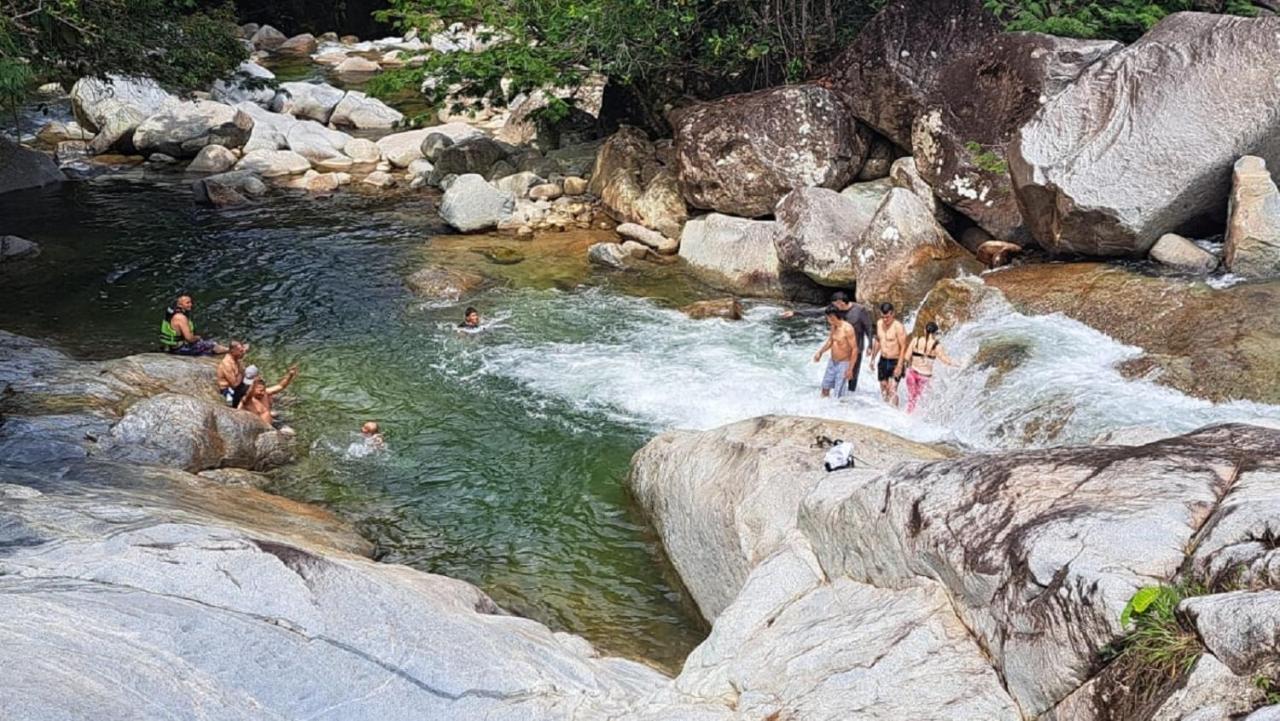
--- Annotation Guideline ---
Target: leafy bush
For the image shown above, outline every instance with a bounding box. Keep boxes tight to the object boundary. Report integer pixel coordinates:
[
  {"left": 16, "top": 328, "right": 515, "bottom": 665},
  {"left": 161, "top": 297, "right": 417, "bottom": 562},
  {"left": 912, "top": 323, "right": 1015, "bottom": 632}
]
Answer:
[
  {"left": 983, "top": 0, "right": 1256, "bottom": 42},
  {"left": 964, "top": 140, "right": 1009, "bottom": 175},
  {"left": 1102, "top": 583, "right": 1205, "bottom": 715}
]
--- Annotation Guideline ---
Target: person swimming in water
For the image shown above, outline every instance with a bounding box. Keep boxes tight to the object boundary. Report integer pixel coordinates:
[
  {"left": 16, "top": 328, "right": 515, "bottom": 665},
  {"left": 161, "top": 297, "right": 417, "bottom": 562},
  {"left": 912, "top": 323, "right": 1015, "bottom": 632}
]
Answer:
[
  {"left": 458, "top": 307, "right": 481, "bottom": 330},
  {"left": 904, "top": 321, "right": 959, "bottom": 414},
  {"left": 236, "top": 364, "right": 299, "bottom": 427},
  {"left": 361, "top": 421, "right": 386, "bottom": 450}
]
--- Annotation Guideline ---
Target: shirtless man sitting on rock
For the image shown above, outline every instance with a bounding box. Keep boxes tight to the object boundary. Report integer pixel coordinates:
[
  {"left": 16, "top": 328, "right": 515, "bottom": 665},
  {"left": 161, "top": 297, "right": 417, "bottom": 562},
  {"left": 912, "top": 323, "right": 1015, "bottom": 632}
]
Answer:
[
  {"left": 813, "top": 306, "right": 857, "bottom": 399},
  {"left": 868, "top": 302, "right": 908, "bottom": 408},
  {"left": 237, "top": 364, "right": 299, "bottom": 428}
]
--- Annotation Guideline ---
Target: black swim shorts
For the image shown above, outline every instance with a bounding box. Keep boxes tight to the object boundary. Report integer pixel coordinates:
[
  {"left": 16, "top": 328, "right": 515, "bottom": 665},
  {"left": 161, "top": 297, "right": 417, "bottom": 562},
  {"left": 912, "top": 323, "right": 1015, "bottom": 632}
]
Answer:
[{"left": 877, "top": 356, "right": 900, "bottom": 382}]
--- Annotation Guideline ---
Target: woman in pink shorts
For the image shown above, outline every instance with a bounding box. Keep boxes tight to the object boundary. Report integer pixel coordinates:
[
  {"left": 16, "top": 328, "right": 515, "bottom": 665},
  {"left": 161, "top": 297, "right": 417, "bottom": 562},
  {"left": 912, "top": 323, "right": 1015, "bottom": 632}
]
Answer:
[{"left": 904, "top": 322, "right": 959, "bottom": 414}]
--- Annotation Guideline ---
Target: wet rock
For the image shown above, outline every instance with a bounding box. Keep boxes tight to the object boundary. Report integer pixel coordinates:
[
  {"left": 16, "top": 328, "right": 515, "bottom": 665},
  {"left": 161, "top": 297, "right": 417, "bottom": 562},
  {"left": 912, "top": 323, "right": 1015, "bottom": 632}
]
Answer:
[
  {"left": 289, "top": 169, "right": 350, "bottom": 194},
  {"left": 821, "top": 0, "right": 1001, "bottom": 147},
  {"left": 284, "top": 122, "right": 353, "bottom": 164},
  {"left": 186, "top": 144, "right": 238, "bottom": 174},
  {"left": 620, "top": 240, "right": 650, "bottom": 259},
  {"left": 329, "top": 91, "right": 404, "bottom": 130},
  {"left": 438, "top": 174, "right": 514, "bottom": 232},
  {"left": 1225, "top": 155, "right": 1280, "bottom": 279},
  {"left": 678, "top": 214, "right": 784, "bottom": 298},
  {"left": 1010, "top": 13, "right": 1280, "bottom": 257},
  {"left": 335, "top": 56, "right": 382, "bottom": 75},
  {"left": 70, "top": 75, "right": 177, "bottom": 153},
  {"left": 853, "top": 187, "right": 980, "bottom": 311},
  {"left": 375, "top": 124, "right": 481, "bottom": 168},
  {"left": 315, "top": 156, "right": 353, "bottom": 173},
  {"left": 35, "top": 120, "right": 92, "bottom": 145},
  {"left": 587, "top": 242, "right": 630, "bottom": 269},
  {"left": 911, "top": 33, "right": 1120, "bottom": 241},
  {"left": 361, "top": 170, "right": 395, "bottom": 188},
  {"left": 235, "top": 149, "right": 311, "bottom": 177},
  {"left": 191, "top": 170, "right": 267, "bottom": 207},
  {"left": 211, "top": 61, "right": 276, "bottom": 106},
  {"left": 589, "top": 127, "right": 687, "bottom": 238},
  {"left": 563, "top": 176, "right": 588, "bottom": 196},
  {"left": 406, "top": 265, "right": 486, "bottom": 300},
  {"left": 55, "top": 140, "right": 89, "bottom": 164},
  {"left": 0, "top": 137, "right": 64, "bottom": 196},
  {"left": 775, "top": 187, "right": 879, "bottom": 287},
  {"left": 343, "top": 138, "right": 381, "bottom": 164},
  {"left": 617, "top": 223, "right": 677, "bottom": 255},
  {"left": 250, "top": 24, "right": 286, "bottom": 50},
  {"left": 679, "top": 298, "right": 743, "bottom": 321},
  {"left": 430, "top": 136, "right": 510, "bottom": 178},
  {"left": 1152, "top": 233, "right": 1219, "bottom": 273},
  {"left": 476, "top": 247, "right": 524, "bottom": 265},
  {"left": 629, "top": 415, "right": 949, "bottom": 621},
  {"left": 671, "top": 84, "right": 868, "bottom": 218},
  {"left": 99, "top": 392, "right": 294, "bottom": 472},
  {"left": 270, "top": 81, "right": 346, "bottom": 124},
  {"left": 276, "top": 33, "right": 317, "bottom": 56},
  {"left": 0, "top": 235, "right": 40, "bottom": 262}
]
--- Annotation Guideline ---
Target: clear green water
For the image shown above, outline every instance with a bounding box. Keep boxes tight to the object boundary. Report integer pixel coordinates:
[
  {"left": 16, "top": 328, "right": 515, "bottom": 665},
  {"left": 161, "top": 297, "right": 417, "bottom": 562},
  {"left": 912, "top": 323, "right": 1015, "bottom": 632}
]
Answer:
[{"left": 0, "top": 177, "right": 711, "bottom": 671}]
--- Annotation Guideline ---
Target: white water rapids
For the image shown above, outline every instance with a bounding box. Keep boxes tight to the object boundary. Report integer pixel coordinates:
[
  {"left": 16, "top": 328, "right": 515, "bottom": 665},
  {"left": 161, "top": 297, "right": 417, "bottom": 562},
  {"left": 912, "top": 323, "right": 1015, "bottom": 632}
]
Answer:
[{"left": 470, "top": 284, "right": 1280, "bottom": 451}]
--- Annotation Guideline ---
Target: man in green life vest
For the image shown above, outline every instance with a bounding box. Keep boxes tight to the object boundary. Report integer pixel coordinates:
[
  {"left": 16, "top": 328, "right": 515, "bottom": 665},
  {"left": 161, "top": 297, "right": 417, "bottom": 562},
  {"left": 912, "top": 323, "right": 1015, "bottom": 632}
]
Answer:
[{"left": 160, "top": 294, "right": 228, "bottom": 356}]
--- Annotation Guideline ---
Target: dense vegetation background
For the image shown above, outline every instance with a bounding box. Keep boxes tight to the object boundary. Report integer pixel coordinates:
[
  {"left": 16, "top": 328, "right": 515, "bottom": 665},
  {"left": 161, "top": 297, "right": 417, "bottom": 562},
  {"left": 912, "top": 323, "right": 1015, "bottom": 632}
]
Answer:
[{"left": 0, "top": 0, "right": 1268, "bottom": 131}]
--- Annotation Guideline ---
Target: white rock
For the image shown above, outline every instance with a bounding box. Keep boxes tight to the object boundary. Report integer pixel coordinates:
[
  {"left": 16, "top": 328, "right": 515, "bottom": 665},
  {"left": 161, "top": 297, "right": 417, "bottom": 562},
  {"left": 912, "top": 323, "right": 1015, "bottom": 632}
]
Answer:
[
  {"left": 343, "top": 138, "right": 381, "bottom": 164},
  {"left": 270, "top": 82, "right": 346, "bottom": 124},
  {"left": 334, "top": 56, "right": 381, "bottom": 74},
  {"left": 211, "top": 61, "right": 276, "bottom": 106},
  {"left": 235, "top": 150, "right": 312, "bottom": 177},
  {"left": 616, "top": 223, "right": 677, "bottom": 254},
  {"left": 679, "top": 214, "right": 783, "bottom": 297},
  {"left": 285, "top": 122, "right": 353, "bottom": 163},
  {"left": 70, "top": 75, "right": 178, "bottom": 153},
  {"left": 1150, "top": 233, "right": 1219, "bottom": 273},
  {"left": 132, "top": 101, "right": 239, "bottom": 158},
  {"left": 362, "top": 171, "right": 395, "bottom": 188},
  {"left": 329, "top": 91, "right": 403, "bottom": 129},
  {"left": 186, "top": 144, "right": 238, "bottom": 174},
  {"left": 234, "top": 102, "right": 298, "bottom": 153},
  {"left": 375, "top": 124, "right": 483, "bottom": 168},
  {"left": 438, "top": 174, "right": 514, "bottom": 231}
]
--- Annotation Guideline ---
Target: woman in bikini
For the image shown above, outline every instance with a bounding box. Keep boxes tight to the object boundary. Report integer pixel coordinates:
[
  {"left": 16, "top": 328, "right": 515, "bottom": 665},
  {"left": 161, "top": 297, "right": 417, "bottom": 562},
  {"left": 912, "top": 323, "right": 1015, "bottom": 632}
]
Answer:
[{"left": 904, "top": 321, "right": 958, "bottom": 414}]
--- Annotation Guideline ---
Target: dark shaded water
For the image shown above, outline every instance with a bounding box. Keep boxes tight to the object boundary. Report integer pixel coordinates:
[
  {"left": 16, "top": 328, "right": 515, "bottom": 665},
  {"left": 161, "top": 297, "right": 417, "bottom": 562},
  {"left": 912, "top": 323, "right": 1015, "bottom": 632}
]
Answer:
[{"left": 0, "top": 176, "right": 709, "bottom": 671}]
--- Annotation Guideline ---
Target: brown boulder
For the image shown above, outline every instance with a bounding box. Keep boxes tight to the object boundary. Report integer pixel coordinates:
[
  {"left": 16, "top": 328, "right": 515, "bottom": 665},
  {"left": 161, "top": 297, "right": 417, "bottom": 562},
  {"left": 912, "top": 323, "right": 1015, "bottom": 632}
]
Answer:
[
  {"left": 854, "top": 188, "right": 981, "bottom": 311},
  {"left": 912, "top": 33, "right": 1120, "bottom": 241},
  {"left": 976, "top": 240, "right": 1022, "bottom": 268},
  {"left": 1010, "top": 12, "right": 1280, "bottom": 257},
  {"left": 671, "top": 84, "right": 869, "bottom": 218},
  {"left": 820, "top": 0, "right": 1001, "bottom": 148},
  {"left": 1225, "top": 155, "right": 1280, "bottom": 279},
  {"left": 406, "top": 265, "right": 486, "bottom": 300},
  {"left": 680, "top": 298, "right": 743, "bottom": 321},
  {"left": 588, "top": 127, "right": 687, "bottom": 237}
]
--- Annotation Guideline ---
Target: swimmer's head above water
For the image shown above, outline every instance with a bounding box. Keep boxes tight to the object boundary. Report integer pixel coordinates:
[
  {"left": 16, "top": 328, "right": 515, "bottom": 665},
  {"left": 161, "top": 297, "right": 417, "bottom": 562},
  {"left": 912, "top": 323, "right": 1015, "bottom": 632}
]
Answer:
[
  {"left": 362, "top": 421, "right": 380, "bottom": 436},
  {"left": 461, "top": 307, "right": 480, "bottom": 328}
]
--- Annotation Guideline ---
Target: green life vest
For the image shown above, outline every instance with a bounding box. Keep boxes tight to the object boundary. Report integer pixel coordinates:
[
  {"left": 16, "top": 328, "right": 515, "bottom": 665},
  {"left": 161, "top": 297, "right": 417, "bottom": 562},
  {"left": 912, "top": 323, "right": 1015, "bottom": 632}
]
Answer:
[{"left": 160, "top": 307, "right": 194, "bottom": 350}]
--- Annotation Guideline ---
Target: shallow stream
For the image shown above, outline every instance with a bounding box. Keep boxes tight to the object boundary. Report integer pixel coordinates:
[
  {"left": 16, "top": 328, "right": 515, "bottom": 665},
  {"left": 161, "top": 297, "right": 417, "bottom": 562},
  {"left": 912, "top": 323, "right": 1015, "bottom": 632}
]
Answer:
[{"left": 3, "top": 176, "right": 1279, "bottom": 671}]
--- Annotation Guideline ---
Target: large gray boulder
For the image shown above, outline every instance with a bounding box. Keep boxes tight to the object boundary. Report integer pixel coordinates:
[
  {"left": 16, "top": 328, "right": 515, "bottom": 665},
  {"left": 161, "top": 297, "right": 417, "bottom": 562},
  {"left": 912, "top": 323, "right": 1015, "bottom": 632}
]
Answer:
[
  {"left": 132, "top": 101, "right": 240, "bottom": 157},
  {"left": 430, "top": 136, "right": 510, "bottom": 178},
  {"left": 284, "top": 122, "right": 354, "bottom": 164},
  {"left": 438, "top": 174, "right": 515, "bottom": 232},
  {"left": 187, "top": 144, "right": 238, "bottom": 174},
  {"left": 375, "top": 124, "right": 483, "bottom": 168},
  {"left": 774, "top": 187, "right": 880, "bottom": 287},
  {"left": 628, "top": 415, "right": 949, "bottom": 621},
  {"left": 1010, "top": 12, "right": 1280, "bottom": 257},
  {"left": 1225, "top": 155, "right": 1280, "bottom": 279},
  {"left": 821, "top": 0, "right": 1001, "bottom": 148},
  {"left": 210, "top": 61, "right": 276, "bottom": 106},
  {"left": 270, "top": 82, "right": 347, "bottom": 124},
  {"left": 70, "top": 75, "right": 178, "bottom": 153},
  {"left": 0, "top": 137, "right": 64, "bottom": 196},
  {"left": 678, "top": 214, "right": 785, "bottom": 298},
  {"left": 1183, "top": 592, "right": 1280, "bottom": 676},
  {"left": 671, "top": 84, "right": 869, "bottom": 218},
  {"left": 329, "top": 91, "right": 404, "bottom": 130},
  {"left": 234, "top": 101, "right": 298, "bottom": 153},
  {"left": 0, "top": 235, "right": 40, "bottom": 261},
  {"left": 911, "top": 33, "right": 1119, "bottom": 241},
  {"left": 249, "top": 24, "right": 286, "bottom": 50}
]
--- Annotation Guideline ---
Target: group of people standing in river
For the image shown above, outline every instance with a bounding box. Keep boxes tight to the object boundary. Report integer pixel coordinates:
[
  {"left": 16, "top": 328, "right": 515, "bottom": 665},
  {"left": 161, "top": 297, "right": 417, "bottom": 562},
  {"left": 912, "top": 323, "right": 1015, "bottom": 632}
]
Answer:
[{"left": 802, "top": 291, "right": 957, "bottom": 413}]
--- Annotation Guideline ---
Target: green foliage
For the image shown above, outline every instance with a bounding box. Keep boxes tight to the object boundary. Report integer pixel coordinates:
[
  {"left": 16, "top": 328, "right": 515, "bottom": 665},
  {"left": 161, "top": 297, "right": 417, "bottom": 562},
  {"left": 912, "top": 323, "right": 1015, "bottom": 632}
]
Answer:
[
  {"left": 369, "top": 0, "right": 889, "bottom": 130},
  {"left": 1115, "top": 584, "right": 1204, "bottom": 679},
  {"left": 983, "top": 0, "right": 1255, "bottom": 42},
  {"left": 0, "top": 0, "right": 247, "bottom": 94},
  {"left": 1255, "top": 674, "right": 1280, "bottom": 706},
  {"left": 963, "top": 140, "right": 1008, "bottom": 175}
]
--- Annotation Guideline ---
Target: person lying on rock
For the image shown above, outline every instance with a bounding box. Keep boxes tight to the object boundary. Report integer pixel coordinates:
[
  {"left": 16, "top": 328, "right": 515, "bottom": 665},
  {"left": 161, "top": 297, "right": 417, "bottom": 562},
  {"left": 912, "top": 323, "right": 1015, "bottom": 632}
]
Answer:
[
  {"left": 904, "top": 321, "right": 959, "bottom": 414},
  {"left": 160, "top": 294, "right": 228, "bottom": 356},
  {"left": 868, "top": 302, "right": 907, "bottom": 409},
  {"left": 813, "top": 305, "right": 857, "bottom": 399},
  {"left": 236, "top": 364, "right": 299, "bottom": 428},
  {"left": 216, "top": 340, "right": 251, "bottom": 407}
]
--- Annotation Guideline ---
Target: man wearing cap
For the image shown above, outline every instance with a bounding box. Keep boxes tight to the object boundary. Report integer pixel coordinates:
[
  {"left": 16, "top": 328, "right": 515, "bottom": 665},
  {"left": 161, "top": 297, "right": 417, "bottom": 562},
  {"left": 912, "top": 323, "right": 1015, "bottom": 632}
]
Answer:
[
  {"left": 216, "top": 340, "right": 251, "bottom": 407},
  {"left": 236, "top": 364, "right": 300, "bottom": 426}
]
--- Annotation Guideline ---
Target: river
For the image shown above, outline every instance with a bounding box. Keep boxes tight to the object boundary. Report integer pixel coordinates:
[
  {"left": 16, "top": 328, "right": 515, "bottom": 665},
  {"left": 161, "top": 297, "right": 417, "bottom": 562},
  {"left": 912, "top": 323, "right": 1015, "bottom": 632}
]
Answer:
[{"left": 3, "top": 174, "right": 1279, "bottom": 672}]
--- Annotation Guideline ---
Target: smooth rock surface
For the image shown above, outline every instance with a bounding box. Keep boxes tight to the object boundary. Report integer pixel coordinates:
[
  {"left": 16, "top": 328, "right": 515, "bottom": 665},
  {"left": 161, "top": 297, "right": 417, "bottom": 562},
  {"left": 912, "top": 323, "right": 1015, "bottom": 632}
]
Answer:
[
  {"left": 678, "top": 214, "right": 784, "bottom": 298},
  {"left": 617, "top": 223, "right": 677, "bottom": 254},
  {"left": 330, "top": 90, "right": 404, "bottom": 129},
  {"left": 376, "top": 124, "right": 482, "bottom": 168},
  {"left": 133, "top": 100, "right": 245, "bottom": 158},
  {"left": 1183, "top": 591, "right": 1280, "bottom": 676},
  {"left": 775, "top": 187, "right": 878, "bottom": 287},
  {"left": 1010, "top": 12, "right": 1280, "bottom": 257},
  {"left": 1152, "top": 233, "right": 1219, "bottom": 273},
  {"left": 0, "top": 235, "right": 40, "bottom": 261},
  {"left": 236, "top": 149, "right": 312, "bottom": 177},
  {"left": 1225, "top": 155, "right": 1280, "bottom": 279},
  {"left": 186, "top": 144, "right": 238, "bottom": 174},
  {"left": 191, "top": 170, "right": 267, "bottom": 207},
  {"left": 70, "top": 75, "right": 177, "bottom": 153},
  {"left": 211, "top": 61, "right": 277, "bottom": 106},
  {"left": 587, "top": 242, "right": 630, "bottom": 269},
  {"left": 671, "top": 84, "right": 868, "bottom": 218},
  {"left": 270, "top": 81, "right": 347, "bottom": 124},
  {"left": 439, "top": 174, "right": 515, "bottom": 232},
  {"left": 0, "top": 137, "right": 64, "bottom": 195},
  {"left": 285, "top": 122, "right": 353, "bottom": 164}
]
